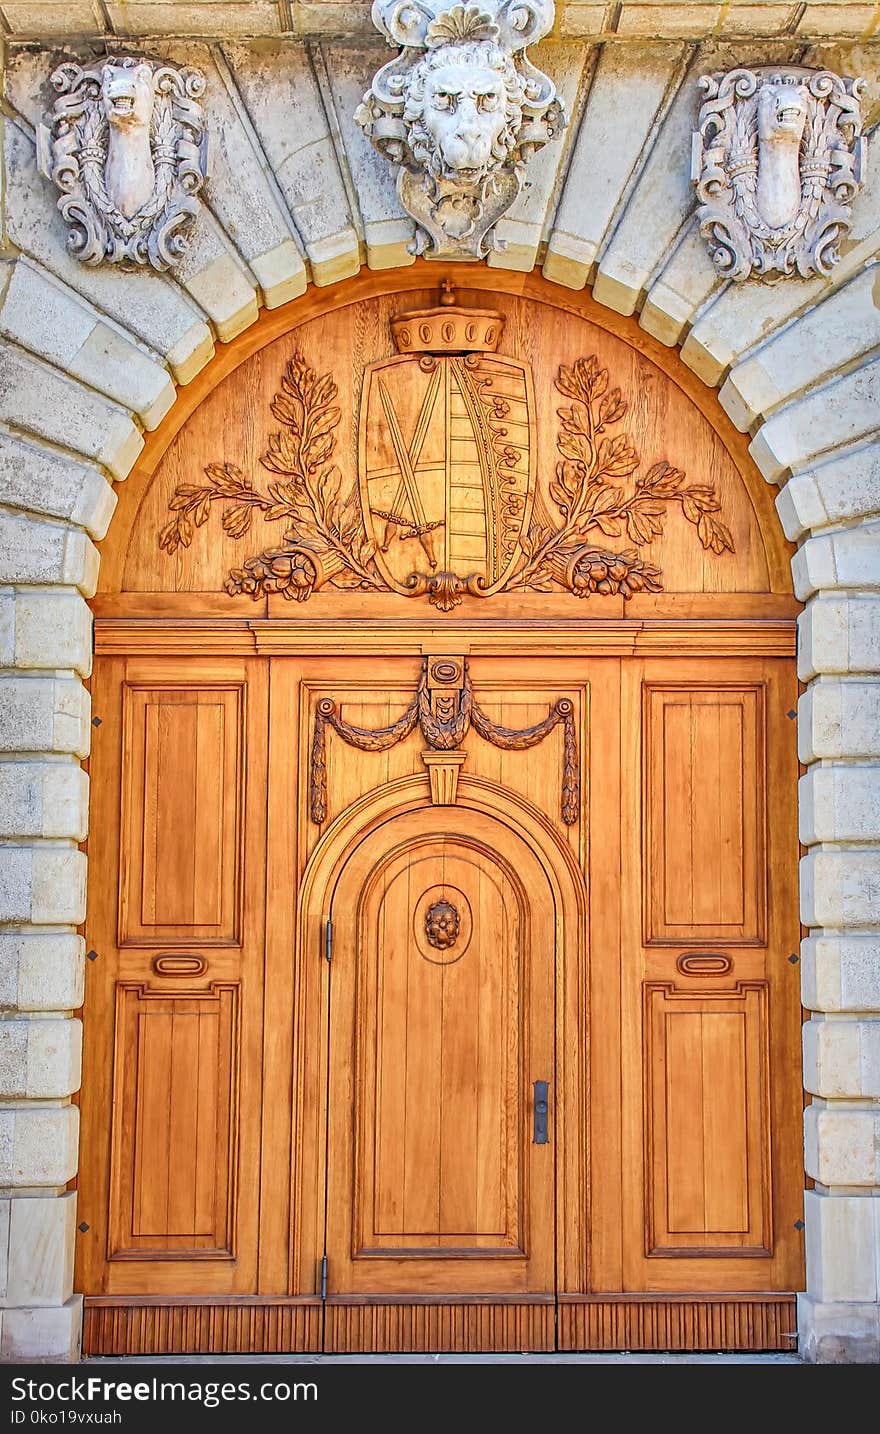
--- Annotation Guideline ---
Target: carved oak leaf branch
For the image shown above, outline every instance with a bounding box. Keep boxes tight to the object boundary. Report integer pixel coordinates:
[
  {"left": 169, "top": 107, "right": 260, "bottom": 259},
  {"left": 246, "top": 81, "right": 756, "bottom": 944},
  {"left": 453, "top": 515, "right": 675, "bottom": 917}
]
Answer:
[
  {"left": 512, "top": 354, "right": 734, "bottom": 598},
  {"left": 159, "top": 352, "right": 386, "bottom": 599}
]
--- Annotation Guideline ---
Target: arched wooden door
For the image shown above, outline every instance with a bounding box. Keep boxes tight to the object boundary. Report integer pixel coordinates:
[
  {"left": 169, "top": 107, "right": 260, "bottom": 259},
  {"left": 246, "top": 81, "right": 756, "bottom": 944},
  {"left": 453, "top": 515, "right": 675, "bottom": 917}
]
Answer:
[
  {"left": 323, "top": 809, "right": 557, "bottom": 1348},
  {"left": 78, "top": 267, "right": 804, "bottom": 1357}
]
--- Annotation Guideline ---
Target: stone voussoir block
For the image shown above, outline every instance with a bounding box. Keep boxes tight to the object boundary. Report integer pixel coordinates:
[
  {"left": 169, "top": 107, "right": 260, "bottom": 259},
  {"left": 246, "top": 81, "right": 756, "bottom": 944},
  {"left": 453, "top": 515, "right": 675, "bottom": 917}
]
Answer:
[
  {"left": 0, "top": 1018, "right": 82, "bottom": 1100},
  {"left": 0, "top": 260, "right": 175, "bottom": 431},
  {"left": 0, "top": 429, "right": 116, "bottom": 542},
  {"left": 800, "top": 847, "right": 880, "bottom": 930},
  {"left": 798, "top": 595, "right": 880, "bottom": 681},
  {"left": 0, "top": 511, "right": 99, "bottom": 597},
  {"left": 799, "top": 764, "right": 880, "bottom": 845},
  {"left": 0, "top": 341, "right": 144, "bottom": 482},
  {"left": 0, "top": 589, "right": 93, "bottom": 677},
  {"left": 0, "top": 846, "right": 87, "bottom": 927},
  {"left": 0, "top": 676, "right": 90, "bottom": 758},
  {"left": 791, "top": 524, "right": 880, "bottom": 601},
  {"left": 0, "top": 1103, "right": 79, "bottom": 1186},
  {"left": 798, "top": 680, "right": 880, "bottom": 764},
  {"left": 803, "top": 1016, "right": 880, "bottom": 1098},
  {"left": 776, "top": 442, "right": 880, "bottom": 543},
  {"left": 802, "top": 933, "right": 880, "bottom": 1014},
  {"left": 804, "top": 1100, "right": 880, "bottom": 1186},
  {"left": 0, "top": 762, "right": 89, "bottom": 843}
]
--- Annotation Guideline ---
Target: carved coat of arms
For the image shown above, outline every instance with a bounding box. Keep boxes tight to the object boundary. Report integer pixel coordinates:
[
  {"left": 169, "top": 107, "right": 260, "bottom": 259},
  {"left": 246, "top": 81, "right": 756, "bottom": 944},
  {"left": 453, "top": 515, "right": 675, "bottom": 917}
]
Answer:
[
  {"left": 159, "top": 287, "right": 735, "bottom": 611},
  {"left": 359, "top": 305, "right": 534, "bottom": 604}
]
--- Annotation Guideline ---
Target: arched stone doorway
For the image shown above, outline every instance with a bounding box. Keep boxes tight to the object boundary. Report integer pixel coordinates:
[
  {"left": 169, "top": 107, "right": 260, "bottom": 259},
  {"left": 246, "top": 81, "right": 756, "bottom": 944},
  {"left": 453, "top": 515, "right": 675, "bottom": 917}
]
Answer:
[{"left": 72, "top": 269, "right": 805, "bottom": 1355}]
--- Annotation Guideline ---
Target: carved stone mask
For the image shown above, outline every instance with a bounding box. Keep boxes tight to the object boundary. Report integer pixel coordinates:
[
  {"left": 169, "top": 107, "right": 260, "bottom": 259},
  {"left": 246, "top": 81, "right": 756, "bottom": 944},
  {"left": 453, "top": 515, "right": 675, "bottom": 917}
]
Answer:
[
  {"left": 416, "top": 50, "right": 516, "bottom": 179},
  {"left": 356, "top": 0, "right": 563, "bottom": 259}
]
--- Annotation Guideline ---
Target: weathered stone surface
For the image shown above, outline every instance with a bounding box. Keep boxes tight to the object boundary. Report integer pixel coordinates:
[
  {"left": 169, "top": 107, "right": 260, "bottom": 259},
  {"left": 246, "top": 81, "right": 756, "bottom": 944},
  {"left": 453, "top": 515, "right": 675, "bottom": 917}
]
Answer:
[
  {"left": 0, "top": 847, "right": 87, "bottom": 926},
  {"left": 548, "top": 42, "right": 687, "bottom": 296},
  {"left": 222, "top": 42, "right": 360, "bottom": 286},
  {"left": 0, "top": 933, "right": 85, "bottom": 1014},
  {"left": 639, "top": 227, "right": 721, "bottom": 346},
  {"left": 720, "top": 268, "right": 880, "bottom": 432},
  {"left": 0, "top": 1294, "right": 82, "bottom": 1363},
  {"left": 799, "top": 680, "right": 880, "bottom": 763},
  {"left": 804, "top": 1189, "right": 880, "bottom": 1306},
  {"left": 0, "top": 431, "right": 116, "bottom": 542},
  {"left": 170, "top": 219, "right": 261, "bottom": 342},
  {"left": 799, "top": 765, "right": 880, "bottom": 844},
  {"left": 681, "top": 160, "right": 880, "bottom": 386},
  {"left": 0, "top": 763, "right": 89, "bottom": 842},
  {"left": 751, "top": 358, "right": 880, "bottom": 484},
  {"left": 792, "top": 524, "right": 880, "bottom": 600},
  {"left": 798, "top": 1292, "right": 880, "bottom": 1365},
  {"left": 804, "top": 1017, "right": 880, "bottom": 1098},
  {"left": 3, "top": 119, "right": 214, "bottom": 386},
  {"left": 0, "top": 1104, "right": 79, "bottom": 1186},
  {"left": 804, "top": 1104, "right": 879, "bottom": 1186},
  {"left": 0, "top": 590, "right": 93, "bottom": 676},
  {"left": 798, "top": 595, "right": 880, "bottom": 679},
  {"left": 0, "top": 342, "right": 142, "bottom": 482},
  {"left": 0, "top": 261, "right": 175, "bottom": 430},
  {"left": 0, "top": 1019, "right": 82, "bottom": 1100},
  {"left": 801, "top": 848, "right": 880, "bottom": 929},
  {"left": 776, "top": 442, "right": 880, "bottom": 542},
  {"left": 0, "top": 1192, "right": 76, "bottom": 1308},
  {"left": 0, "top": 512, "right": 99, "bottom": 595}
]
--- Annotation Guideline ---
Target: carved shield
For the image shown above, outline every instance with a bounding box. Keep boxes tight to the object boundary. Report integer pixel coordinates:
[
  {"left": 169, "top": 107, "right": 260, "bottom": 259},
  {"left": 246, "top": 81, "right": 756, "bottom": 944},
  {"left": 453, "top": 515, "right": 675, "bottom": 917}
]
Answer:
[{"left": 358, "top": 352, "right": 535, "bottom": 594}]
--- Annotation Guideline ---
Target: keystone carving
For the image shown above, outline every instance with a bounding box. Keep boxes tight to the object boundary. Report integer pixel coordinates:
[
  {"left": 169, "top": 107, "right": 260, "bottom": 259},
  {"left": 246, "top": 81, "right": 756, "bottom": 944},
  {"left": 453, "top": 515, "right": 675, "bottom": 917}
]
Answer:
[
  {"left": 38, "top": 55, "right": 210, "bottom": 270},
  {"left": 692, "top": 66, "right": 866, "bottom": 281},
  {"left": 355, "top": 1, "right": 564, "bottom": 259}
]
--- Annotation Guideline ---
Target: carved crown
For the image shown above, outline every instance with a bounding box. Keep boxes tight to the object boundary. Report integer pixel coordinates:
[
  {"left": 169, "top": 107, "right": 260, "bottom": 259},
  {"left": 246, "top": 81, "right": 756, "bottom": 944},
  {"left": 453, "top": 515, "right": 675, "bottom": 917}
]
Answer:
[{"left": 391, "top": 304, "right": 505, "bottom": 354}]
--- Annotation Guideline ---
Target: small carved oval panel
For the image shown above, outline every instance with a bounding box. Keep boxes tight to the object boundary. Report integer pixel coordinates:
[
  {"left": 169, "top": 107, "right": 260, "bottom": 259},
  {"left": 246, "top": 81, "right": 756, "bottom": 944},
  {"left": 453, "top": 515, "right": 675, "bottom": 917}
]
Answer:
[{"left": 413, "top": 884, "right": 472, "bottom": 966}]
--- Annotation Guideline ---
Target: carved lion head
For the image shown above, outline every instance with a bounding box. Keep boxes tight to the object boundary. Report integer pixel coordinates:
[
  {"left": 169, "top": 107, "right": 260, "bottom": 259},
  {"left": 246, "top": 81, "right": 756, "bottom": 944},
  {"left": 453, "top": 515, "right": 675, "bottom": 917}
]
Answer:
[
  {"left": 100, "top": 59, "right": 155, "bottom": 131},
  {"left": 403, "top": 40, "right": 524, "bottom": 183}
]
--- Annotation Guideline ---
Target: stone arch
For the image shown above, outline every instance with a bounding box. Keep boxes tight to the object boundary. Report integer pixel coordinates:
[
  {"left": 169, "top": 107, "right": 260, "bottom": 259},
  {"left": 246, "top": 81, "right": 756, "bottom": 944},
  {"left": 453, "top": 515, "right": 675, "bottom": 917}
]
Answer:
[{"left": 1, "top": 25, "right": 877, "bottom": 1362}]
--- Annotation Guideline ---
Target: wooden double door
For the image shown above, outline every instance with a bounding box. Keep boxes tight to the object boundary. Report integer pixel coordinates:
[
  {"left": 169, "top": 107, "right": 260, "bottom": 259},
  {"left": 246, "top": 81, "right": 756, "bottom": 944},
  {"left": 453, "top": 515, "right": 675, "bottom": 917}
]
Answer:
[{"left": 78, "top": 647, "right": 803, "bottom": 1355}]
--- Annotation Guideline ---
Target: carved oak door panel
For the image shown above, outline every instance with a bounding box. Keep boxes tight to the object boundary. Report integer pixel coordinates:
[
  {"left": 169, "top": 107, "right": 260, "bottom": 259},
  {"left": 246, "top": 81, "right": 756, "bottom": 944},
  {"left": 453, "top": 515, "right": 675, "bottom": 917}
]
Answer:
[
  {"left": 76, "top": 657, "right": 269, "bottom": 1308},
  {"left": 323, "top": 807, "right": 556, "bottom": 1349}
]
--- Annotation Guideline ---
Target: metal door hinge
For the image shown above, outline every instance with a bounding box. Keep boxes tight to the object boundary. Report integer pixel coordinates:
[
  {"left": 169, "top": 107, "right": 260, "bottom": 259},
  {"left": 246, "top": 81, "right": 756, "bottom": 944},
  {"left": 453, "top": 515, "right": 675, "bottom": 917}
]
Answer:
[
  {"left": 324, "top": 919, "right": 333, "bottom": 963},
  {"left": 320, "top": 1254, "right": 328, "bottom": 1300}
]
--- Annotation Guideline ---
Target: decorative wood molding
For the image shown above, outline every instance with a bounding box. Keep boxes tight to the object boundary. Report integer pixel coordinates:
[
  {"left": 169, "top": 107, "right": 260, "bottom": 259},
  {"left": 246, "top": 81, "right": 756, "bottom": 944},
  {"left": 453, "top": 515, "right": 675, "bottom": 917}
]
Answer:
[
  {"left": 557, "top": 1295, "right": 797, "bottom": 1352},
  {"left": 157, "top": 294, "right": 735, "bottom": 613},
  {"left": 309, "top": 656, "right": 578, "bottom": 825}
]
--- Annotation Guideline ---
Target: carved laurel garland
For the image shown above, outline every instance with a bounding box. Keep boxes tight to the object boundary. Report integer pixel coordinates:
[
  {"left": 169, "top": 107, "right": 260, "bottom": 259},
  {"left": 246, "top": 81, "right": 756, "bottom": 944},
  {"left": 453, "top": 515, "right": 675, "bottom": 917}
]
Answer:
[
  {"left": 309, "top": 660, "right": 579, "bottom": 826},
  {"left": 159, "top": 350, "right": 733, "bottom": 606}
]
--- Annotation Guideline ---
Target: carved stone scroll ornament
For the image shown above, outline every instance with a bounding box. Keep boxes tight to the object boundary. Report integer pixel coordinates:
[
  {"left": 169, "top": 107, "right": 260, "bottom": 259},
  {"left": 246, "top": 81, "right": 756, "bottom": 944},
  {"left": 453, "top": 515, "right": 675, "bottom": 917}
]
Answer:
[
  {"left": 692, "top": 66, "right": 866, "bottom": 281},
  {"left": 37, "top": 56, "right": 210, "bottom": 269},
  {"left": 355, "top": 1, "right": 564, "bottom": 258},
  {"left": 309, "top": 656, "right": 579, "bottom": 826},
  {"left": 159, "top": 294, "right": 734, "bottom": 609}
]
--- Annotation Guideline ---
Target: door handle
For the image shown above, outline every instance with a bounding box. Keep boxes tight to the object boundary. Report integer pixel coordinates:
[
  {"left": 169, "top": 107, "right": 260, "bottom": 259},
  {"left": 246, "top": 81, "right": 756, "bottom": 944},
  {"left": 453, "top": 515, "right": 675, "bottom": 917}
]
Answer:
[{"left": 533, "top": 1080, "right": 549, "bottom": 1144}]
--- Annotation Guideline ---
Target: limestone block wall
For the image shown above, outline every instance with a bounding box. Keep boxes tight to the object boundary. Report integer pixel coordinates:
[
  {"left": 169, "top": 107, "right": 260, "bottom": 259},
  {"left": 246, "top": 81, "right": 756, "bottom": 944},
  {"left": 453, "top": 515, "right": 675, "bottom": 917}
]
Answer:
[{"left": 0, "top": 2, "right": 878, "bottom": 1363}]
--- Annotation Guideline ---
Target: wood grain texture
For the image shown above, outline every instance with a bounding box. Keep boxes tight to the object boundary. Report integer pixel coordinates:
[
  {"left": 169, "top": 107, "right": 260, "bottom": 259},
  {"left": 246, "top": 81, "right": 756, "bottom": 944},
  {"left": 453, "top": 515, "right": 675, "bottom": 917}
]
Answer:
[
  {"left": 83, "top": 1299, "right": 322, "bottom": 1356},
  {"left": 557, "top": 1295, "right": 797, "bottom": 1351},
  {"left": 325, "top": 1300, "right": 555, "bottom": 1353},
  {"left": 78, "top": 274, "right": 803, "bottom": 1353}
]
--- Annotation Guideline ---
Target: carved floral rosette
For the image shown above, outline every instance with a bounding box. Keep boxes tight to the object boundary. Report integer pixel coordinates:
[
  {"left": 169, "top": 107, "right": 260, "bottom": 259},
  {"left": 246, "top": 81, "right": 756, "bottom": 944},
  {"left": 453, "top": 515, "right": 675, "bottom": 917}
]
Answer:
[
  {"left": 356, "top": 0, "right": 564, "bottom": 258},
  {"left": 37, "top": 55, "right": 210, "bottom": 270},
  {"left": 692, "top": 65, "right": 866, "bottom": 281}
]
